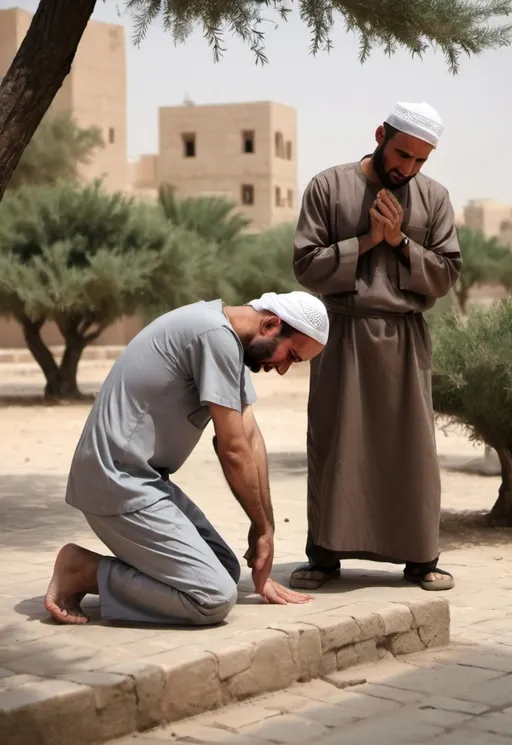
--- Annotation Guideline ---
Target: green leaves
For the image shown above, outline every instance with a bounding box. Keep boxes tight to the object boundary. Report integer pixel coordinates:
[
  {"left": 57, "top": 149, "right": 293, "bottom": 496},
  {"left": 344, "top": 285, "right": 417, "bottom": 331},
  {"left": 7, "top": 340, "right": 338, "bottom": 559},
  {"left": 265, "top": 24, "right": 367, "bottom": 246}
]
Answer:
[
  {"left": 124, "top": 0, "right": 512, "bottom": 73},
  {"left": 0, "top": 182, "right": 169, "bottom": 329},
  {"left": 158, "top": 186, "right": 251, "bottom": 250},
  {"left": 455, "top": 226, "right": 512, "bottom": 312},
  {"left": 228, "top": 221, "right": 300, "bottom": 303},
  {"left": 0, "top": 181, "right": 274, "bottom": 333},
  {"left": 8, "top": 110, "right": 104, "bottom": 191},
  {"left": 432, "top": 297, "right": 512, "bottom": 449}
]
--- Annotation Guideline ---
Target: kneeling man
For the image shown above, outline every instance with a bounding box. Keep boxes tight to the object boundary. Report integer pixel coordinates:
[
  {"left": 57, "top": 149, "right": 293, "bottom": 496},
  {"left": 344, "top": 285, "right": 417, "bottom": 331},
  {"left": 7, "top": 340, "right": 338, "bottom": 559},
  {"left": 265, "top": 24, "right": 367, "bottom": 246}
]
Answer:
[{"left": 45, "top": 292, "right": 328, "bottom": 626}]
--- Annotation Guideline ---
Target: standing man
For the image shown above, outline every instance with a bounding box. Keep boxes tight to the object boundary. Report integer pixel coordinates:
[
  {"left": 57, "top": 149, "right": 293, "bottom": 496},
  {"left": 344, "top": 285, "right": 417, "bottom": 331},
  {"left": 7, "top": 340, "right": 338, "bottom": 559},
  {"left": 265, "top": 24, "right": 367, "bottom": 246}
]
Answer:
[
  {"left": 291, "top": 101, "right": 461, "bottom": 593},
  {"left": 45, "top": 291, "right": 328, "bottom": 626}
]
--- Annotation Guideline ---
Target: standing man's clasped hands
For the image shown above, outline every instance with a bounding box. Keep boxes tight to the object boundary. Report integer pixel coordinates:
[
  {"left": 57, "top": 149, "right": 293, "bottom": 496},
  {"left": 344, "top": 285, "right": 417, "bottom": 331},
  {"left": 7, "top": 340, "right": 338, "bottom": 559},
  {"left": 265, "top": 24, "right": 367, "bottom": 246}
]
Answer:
[
  {"left": 371, "top": 188, "right": 404, "bottom": 247},
  {"left": 360, "top": 188, "right": 405, "bottom": 254}
]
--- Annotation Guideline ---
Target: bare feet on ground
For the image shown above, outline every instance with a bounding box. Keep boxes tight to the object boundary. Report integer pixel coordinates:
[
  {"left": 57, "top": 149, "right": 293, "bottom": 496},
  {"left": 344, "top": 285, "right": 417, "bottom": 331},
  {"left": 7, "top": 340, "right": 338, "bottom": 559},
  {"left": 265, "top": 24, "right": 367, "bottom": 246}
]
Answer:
[{"left": 44, "top": 543, "right": 101, "bottom": 624}]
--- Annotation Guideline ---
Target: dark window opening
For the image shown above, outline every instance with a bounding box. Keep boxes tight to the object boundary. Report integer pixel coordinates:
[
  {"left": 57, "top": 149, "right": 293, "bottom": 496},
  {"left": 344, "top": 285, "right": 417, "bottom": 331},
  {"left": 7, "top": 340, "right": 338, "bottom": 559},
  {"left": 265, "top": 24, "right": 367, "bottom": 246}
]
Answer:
[
  {"left": 108, "top": 127, "right": 115, "bottom": 144},
  {"left": 242, "top": 130, "right": 255, "bottom": 153},
  {"left": 241, "top": 184, "right": 254, "bottom": 205},
  {"left": 275, "top": 131, "right": 284, "bottom": 158},
  {"left": 182, "top": 133, "right": 196, "bottom": 157}
]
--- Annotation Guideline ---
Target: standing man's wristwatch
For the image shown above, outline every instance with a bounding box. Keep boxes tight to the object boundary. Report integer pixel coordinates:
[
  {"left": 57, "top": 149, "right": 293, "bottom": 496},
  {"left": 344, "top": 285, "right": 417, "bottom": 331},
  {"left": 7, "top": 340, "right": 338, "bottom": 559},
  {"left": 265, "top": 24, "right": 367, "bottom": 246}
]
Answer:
[{"left": 397, "top": 235, "right": 409, "bottom": 250}]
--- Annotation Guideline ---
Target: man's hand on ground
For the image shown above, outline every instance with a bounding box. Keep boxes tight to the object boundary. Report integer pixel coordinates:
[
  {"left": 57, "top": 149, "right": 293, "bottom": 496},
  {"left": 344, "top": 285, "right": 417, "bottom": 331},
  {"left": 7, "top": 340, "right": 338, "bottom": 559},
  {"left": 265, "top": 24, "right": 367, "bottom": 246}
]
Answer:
[
  {"left": 250, "top": 529, "right": 274, "bottom": 595},
  {"left": 259, "top": 578, "right": 312, "bottom": 605}
]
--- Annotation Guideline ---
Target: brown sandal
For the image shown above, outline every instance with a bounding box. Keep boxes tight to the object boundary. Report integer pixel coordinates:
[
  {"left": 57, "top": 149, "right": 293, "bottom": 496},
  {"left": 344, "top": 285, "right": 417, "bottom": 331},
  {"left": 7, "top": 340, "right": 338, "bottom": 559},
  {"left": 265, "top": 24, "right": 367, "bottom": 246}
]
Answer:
[
  {"left": 290, "top": 562, "right": 340, "bottom": 590},
  {"left": 404, "top": 561, "right": 454, "bottom": 591}
]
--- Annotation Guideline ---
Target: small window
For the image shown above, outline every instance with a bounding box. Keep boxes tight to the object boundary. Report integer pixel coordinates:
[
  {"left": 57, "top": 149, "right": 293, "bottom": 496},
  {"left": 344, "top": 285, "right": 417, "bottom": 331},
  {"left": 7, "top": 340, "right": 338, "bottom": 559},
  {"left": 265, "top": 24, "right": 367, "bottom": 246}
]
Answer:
[
  {"left": 287, "top": 189, "right": 293, "bottom": 208},
  {"left": 275, "top": 131, "right": 284, "bottom": 158},
  {"left": 108, "top": 127, "right": 115, "bottom": 144},
  {"left": 286, "top": 141, "right": 292, "bottom": 160},
  {"left": 275, "top": 186, "right": 282, "bottom": 207},
  {"left": 182, "top": 133, "right": 196, "bottom": 157},
  {"left": 242, "top": 130, "right": 255, "bottom": 154},
  {"left": 241, "top": 184, "right": 254, "bottom": 205}
]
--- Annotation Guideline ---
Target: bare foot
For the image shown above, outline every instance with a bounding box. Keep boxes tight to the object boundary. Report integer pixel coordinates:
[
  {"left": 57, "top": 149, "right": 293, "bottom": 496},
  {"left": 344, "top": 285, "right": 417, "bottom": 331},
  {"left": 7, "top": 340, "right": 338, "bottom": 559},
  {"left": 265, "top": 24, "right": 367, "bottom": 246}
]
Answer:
[{"left": 44, "top": 543, "right": 101, "bottom": 624}]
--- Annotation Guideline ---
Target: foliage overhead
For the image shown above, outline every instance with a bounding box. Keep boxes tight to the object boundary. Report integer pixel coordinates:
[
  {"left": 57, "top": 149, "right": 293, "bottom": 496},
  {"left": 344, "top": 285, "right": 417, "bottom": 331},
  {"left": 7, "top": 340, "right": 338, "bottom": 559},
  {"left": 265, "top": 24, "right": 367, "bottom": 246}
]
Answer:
[
  {"left": 7, "top": 110, "right": 104, "bottom": 190},
  {"left": 125, "top": 0, "right": 512, "bottom": 73}
]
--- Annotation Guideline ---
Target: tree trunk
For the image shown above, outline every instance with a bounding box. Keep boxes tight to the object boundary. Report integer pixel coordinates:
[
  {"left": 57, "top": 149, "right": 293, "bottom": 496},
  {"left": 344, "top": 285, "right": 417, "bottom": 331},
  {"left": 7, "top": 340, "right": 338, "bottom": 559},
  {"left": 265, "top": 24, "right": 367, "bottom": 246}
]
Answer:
[
  {"left": 22, "top": 319, "right": 87, "bottom": 400},
  {"left": 57, "top": 338, "right": 87, "bottom": 399},
  {"left": 21, "top": 317, "right": 62, "bottom": 399},
  {"left": 455, "top": 285, "right": 469, "bottom": 314},
  {"left": 488, "top": 448, "right": 512, "bottom": 526},
  {"left": 0, "top": 0, "right": 97, "bottom": 200}
]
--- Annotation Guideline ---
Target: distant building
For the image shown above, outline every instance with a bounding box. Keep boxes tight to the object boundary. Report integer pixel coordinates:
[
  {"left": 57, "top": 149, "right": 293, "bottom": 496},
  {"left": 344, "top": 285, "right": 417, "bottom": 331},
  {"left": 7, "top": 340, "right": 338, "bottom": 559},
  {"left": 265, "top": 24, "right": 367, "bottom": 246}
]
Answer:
[
  {"left": 131, "top": 100, "right": 298, "bottom": 232},
  {"left": 463, "top": 199, "right": 512, "bottom": 245}
]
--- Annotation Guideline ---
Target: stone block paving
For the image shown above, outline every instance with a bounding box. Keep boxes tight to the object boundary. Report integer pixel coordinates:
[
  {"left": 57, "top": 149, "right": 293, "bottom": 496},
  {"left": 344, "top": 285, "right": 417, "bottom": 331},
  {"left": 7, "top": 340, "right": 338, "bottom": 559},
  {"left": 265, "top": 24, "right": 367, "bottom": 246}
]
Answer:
[
  {"left": 114, "top": 647, "right": 512, "bottom": 745},
  {"left": 2, "top": 362, "right": 512, "bottom": 743}
]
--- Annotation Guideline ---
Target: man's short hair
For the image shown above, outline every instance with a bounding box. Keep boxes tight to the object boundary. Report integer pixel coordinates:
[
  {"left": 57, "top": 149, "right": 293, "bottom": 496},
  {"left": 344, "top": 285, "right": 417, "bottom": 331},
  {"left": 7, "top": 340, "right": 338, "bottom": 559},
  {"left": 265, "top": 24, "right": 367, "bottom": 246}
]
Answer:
[
  {"left": 279, "top": 320, "right": 295, "bottom": 338},
  {"left": 383, "top": 122, "right": 400, "bottom": 141}
]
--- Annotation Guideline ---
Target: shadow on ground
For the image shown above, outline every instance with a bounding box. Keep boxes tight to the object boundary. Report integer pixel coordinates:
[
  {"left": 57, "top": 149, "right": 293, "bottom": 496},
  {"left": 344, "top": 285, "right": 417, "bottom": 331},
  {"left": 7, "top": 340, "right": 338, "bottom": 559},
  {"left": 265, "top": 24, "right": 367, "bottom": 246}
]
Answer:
[
  {"left": 2, "top": 465, "right": 511, "bottom": 555},
  {"left": 268, "top": 451, "right": 307, "bottom": 478},
  {"left": 0, "top": 473, "right": 87, "bottom": 551},
  {"left": 269, "top": 450, "right": 503, "bottom": 481},
  {"left": 0, "top": 392, "right": 96, "bottom": 407},
  {"left": 439, "top": 510, "right": 512, "bottom": 551}
]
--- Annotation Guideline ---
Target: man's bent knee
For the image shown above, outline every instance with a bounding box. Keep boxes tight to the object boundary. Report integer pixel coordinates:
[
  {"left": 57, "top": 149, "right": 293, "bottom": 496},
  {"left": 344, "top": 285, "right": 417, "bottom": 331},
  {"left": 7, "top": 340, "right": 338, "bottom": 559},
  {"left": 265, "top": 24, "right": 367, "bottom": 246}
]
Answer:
[{"left": 194, "top": 576, "right": 238, "bottom": 626}]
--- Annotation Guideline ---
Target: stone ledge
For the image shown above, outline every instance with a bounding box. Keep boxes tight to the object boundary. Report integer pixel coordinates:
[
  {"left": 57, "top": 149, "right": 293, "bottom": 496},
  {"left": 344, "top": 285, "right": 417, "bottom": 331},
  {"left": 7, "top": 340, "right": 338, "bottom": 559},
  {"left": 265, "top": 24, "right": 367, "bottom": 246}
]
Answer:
[{"left": 0, "top": 598, "right": 450, "bottom": 745}]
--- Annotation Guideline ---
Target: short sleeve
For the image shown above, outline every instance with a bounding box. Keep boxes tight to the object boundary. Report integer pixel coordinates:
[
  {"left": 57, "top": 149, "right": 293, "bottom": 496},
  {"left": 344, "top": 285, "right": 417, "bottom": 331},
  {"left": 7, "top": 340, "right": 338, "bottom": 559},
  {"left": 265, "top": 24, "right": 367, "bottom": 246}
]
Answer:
[{"left": 187, "top": 327, "right": 247, "bottom": 412}]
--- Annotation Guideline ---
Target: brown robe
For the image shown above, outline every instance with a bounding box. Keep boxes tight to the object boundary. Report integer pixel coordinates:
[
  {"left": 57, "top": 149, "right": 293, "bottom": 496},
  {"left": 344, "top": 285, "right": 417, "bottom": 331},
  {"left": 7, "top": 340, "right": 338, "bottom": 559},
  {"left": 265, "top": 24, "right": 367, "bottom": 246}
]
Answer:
[{"left": 293, "top": 160, "right": 462, "bottom": 565}]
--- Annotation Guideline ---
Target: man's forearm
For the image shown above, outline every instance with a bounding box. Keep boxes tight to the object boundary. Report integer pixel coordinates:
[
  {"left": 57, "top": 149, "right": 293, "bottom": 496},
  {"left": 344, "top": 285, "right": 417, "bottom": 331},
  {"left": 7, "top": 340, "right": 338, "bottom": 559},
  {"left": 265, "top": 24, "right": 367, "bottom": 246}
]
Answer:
[
  {"left": 216, "top": 442, "right": 270, "bottom": 534},
  {"left": 248, "top": 427, "right": 275, "bottom": 531},
  {"left": 213, "top": 431, "right": 274, "bottom": 531}
]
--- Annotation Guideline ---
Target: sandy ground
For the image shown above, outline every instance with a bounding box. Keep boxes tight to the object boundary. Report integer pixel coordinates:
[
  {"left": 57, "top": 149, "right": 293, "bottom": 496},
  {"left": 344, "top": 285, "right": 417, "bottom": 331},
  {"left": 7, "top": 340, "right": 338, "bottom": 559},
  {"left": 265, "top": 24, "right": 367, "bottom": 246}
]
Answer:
[
  {"left": 0, "top": 357, "right": 505, "bottom": 550},
  {"left": 1, "top": 358, "right": 512, "bottom": 709}
]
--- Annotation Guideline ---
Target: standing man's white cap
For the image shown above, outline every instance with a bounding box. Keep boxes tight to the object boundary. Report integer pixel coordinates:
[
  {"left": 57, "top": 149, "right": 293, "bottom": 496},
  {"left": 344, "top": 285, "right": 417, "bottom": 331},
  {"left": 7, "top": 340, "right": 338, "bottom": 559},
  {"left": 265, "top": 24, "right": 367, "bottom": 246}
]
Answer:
[
  {"left": 248, "top": 291, "right": 329, "bottom": 345},
  {"left": 385, "top": 101, "right": 444, "bottom": 148}
]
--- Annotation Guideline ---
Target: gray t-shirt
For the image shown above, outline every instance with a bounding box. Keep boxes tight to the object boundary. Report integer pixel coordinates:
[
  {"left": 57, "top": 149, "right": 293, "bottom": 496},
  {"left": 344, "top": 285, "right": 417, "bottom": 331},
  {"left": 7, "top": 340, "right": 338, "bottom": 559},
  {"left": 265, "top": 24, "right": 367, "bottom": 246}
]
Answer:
[{"left": 66, "top": 299, "right": 257, "bottom": 515}]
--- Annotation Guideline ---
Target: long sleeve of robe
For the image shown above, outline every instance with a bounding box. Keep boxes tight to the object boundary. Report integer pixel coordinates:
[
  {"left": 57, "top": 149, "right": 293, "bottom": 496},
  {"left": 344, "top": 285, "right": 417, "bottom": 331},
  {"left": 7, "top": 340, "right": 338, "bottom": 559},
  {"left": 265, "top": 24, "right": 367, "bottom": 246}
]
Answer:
[
  {"left": 293, "top": 173, "right": 359, "bottom": 295},
  {"left": 398, "top": 190, "right": 462, "bottom": 298}
]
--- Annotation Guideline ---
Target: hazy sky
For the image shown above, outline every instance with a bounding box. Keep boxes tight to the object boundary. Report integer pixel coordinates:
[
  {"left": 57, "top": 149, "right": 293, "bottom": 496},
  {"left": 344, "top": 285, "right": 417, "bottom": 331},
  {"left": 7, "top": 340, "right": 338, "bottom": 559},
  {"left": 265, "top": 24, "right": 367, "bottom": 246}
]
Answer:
[{"left": 4, "top": 1, "right": 512, "bottom": 211}]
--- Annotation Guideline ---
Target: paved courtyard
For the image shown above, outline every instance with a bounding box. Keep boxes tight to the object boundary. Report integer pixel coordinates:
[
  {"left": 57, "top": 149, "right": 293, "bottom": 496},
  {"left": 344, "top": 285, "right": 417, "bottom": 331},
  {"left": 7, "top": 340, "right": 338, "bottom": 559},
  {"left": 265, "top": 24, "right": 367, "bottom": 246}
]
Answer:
[
  {"left": 115, "top": 645, "right": 512, "bottom": 744},
  {"left": 1, "top": 358, "right": 512, "bottom": 744}
]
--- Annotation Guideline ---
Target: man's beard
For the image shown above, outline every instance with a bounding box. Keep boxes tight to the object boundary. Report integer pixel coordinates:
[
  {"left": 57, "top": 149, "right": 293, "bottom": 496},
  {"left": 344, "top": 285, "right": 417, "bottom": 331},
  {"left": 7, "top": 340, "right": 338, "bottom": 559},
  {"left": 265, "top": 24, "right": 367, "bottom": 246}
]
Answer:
[
  {"left": 372, "top": 143, "right": 414, "bottom": 191},
  {"left": 243, "top": 337, "right": 279, "bottom": 373}
]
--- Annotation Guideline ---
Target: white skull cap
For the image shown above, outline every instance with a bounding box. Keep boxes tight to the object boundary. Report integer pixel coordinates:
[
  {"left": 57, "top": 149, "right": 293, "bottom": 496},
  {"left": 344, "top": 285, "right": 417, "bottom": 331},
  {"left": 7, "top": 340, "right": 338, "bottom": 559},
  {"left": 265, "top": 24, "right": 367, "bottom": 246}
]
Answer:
[
  {"left": 385, "top": 100, "right": 443, "bottom": 147},
  {"left": 248, "top": 291, "right": 329, "bottom": 345}
]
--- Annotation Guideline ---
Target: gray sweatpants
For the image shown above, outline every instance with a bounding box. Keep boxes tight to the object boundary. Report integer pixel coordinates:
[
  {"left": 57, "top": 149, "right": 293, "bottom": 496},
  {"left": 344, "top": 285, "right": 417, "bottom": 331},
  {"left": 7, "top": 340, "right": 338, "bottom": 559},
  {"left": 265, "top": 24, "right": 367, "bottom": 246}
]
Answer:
[{"left": 85, "top": 481, "right": 240, "bottom": 626}]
